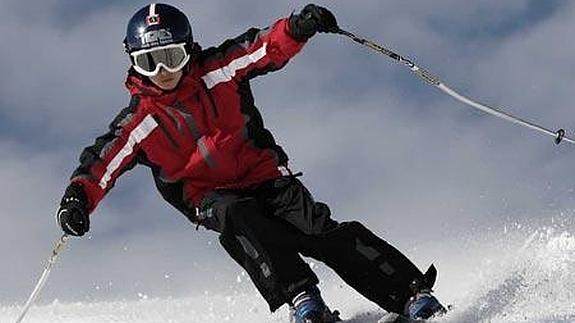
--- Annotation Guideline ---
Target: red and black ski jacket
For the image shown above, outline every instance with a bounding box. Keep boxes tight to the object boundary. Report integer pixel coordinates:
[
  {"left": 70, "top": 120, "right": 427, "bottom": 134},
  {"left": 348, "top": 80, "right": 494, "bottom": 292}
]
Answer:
[{"left": 70, "top": 18, "right": 305, "bottom": 218}]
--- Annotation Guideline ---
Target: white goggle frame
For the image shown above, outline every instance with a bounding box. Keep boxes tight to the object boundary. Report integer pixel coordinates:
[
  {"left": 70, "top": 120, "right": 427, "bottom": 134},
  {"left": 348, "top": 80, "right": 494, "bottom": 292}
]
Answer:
[{"left": 130, "top": 43, "right": 190, "bottom": 77}]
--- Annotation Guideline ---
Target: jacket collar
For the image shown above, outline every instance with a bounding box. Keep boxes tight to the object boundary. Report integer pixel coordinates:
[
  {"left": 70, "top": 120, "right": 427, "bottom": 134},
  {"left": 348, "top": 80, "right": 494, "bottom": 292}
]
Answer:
[{"left": 124, "top": 64, "right": 202, "bottom": 102}]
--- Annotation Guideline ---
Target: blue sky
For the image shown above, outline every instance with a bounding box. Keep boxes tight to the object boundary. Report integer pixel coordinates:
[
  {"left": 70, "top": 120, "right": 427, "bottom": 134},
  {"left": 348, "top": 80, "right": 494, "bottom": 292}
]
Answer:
[{"left": 2, "top": 0, "right": 575, "bottom": 310}]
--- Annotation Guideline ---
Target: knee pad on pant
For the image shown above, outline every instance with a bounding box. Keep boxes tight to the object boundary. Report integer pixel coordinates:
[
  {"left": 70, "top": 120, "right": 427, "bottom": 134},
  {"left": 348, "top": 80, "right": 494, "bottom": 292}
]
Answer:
[
  {"left": 217, "top": 197, "right": 318, "bottom": 312},
  {"left": 317, "top": 221, "right": 429, "bottom": 313}
]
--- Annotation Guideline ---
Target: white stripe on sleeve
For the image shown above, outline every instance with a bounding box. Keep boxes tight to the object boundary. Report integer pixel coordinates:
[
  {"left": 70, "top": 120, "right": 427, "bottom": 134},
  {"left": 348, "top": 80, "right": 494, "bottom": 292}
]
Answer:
[
  {"left": 201, "top": 43, "right": 268, "bottom": 89},
  {"left": 99, "top": 115, "right": 158, "bottom": 189}
]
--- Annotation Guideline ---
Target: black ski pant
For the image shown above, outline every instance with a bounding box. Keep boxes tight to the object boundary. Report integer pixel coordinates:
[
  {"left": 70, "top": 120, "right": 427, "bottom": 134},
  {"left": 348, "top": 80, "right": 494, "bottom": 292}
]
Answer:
[{"left": 196, "top": 176, "right": 428, "bottom": 314}]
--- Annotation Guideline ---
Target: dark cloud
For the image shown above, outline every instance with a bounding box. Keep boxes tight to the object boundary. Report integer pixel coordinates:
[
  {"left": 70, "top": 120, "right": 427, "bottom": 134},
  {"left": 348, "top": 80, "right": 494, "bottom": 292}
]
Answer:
[{"left": 428, "top": 0, "right": 568, "bottom": 41}]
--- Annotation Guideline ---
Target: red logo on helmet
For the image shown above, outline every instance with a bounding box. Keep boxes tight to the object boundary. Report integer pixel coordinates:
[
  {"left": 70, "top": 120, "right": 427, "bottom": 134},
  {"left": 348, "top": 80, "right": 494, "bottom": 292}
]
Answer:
[{"left": 146, "top": 14, "right": 160, "bottom": 26}]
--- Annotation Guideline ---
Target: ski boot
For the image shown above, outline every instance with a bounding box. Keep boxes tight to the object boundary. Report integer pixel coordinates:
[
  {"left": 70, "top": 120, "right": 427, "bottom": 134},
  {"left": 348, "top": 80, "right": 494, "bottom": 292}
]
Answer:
[
  {"left": 290, "top": 285, "right": 341, "bottom": 323},
  {"left": 404, "top": 289, "right": 447, "bottom": 320},
  {"left": 404, "top": 265, "right": 447, "bottom": 320}
]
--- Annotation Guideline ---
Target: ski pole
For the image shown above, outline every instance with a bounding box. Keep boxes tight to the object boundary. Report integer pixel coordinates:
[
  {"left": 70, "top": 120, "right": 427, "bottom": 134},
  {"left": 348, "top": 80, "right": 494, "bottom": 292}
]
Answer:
[
  {"left": 334, "top": 27, "right": 574, "bottom": 145},
  {"left": 15, "top": 234, "right": 70, "bottom": 323}
]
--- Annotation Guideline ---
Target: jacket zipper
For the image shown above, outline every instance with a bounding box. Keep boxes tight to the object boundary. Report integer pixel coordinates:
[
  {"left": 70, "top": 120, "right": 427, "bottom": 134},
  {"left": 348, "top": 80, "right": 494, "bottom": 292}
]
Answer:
[{"left": 153, "top": 115, "right": 180, "bottom": 149}]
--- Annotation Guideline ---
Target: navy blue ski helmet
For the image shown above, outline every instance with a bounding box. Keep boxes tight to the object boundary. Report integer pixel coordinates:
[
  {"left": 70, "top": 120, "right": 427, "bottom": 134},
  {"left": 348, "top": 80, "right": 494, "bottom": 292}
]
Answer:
[{"left": 124, "top": 3, "right": 193, "bottom": 53}]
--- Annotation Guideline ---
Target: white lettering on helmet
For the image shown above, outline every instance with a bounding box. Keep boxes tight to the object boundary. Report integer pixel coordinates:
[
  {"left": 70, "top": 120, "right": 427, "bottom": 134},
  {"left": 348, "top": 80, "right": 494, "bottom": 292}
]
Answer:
[{"left": 139, "top": 28, "right": 173, "bottom": 47}]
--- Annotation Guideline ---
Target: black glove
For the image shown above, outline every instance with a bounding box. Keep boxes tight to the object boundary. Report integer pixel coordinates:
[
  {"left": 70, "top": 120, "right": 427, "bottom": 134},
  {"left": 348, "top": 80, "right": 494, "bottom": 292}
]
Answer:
[
  {"left": 56, "top": 183, "right": 90, "bottom": 236},
  {"left": 289, "top": 4, "right": 338, "bottom": 41}
]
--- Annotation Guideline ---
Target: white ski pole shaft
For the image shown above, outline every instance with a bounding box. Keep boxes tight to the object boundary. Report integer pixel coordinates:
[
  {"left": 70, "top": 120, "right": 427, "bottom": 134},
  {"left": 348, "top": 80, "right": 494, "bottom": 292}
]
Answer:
[
  {"left": 15, "top": 234, "right": 69, "bottom": 323},
  {"left": 336, "top": 28, "right": 574, "bottom": 145}
]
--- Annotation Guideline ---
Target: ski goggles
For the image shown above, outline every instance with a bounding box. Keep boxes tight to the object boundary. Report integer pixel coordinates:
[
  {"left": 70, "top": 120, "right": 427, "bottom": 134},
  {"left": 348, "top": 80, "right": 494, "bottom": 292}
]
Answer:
[{"left": 130, "top": 43, "right": 190, "bottom": 77}]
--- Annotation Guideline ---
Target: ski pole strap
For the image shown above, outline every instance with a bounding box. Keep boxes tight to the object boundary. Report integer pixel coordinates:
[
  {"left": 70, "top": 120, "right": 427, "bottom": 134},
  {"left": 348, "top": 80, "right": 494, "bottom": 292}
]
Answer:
[{"left": 335, "top": 28, "right": 575, "bottom": 145}]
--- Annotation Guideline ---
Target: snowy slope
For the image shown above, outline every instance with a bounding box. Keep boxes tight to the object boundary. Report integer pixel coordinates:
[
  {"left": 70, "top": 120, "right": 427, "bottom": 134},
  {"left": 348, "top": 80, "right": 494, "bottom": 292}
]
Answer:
[{"left": 2, "top": 222, "right": 575, "bottom": 323}]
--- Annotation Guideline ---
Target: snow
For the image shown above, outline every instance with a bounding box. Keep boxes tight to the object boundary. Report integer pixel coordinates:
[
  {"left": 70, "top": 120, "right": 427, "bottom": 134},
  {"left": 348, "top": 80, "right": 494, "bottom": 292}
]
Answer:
[
  {"left": 2, "top": 222, "right": 575, "bottom": 323},
  {"left": 446, "top": 225, "right": 575, "bottom": 322}
]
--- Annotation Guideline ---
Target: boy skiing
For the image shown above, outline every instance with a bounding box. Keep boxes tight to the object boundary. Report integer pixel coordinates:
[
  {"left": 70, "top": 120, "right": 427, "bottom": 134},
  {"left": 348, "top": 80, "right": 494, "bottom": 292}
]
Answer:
[{"left": 56, "top": 3, "right": 446, "bottom": 322}]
